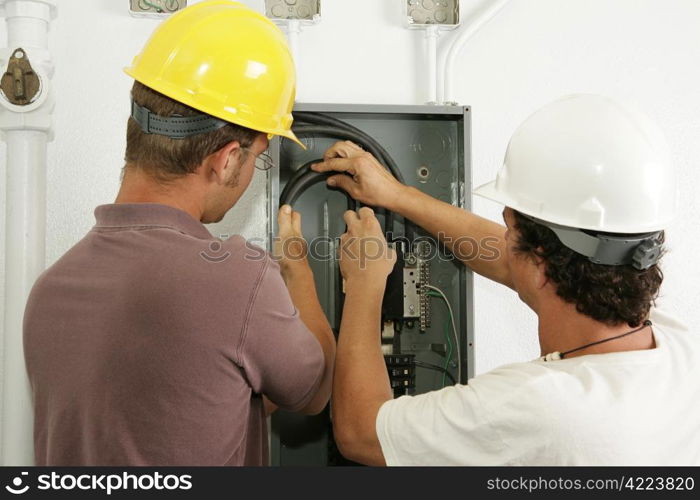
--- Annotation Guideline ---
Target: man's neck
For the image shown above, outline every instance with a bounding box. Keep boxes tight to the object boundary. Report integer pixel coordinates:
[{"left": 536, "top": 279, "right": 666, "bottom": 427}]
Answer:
[
  {"left": 115, "top": 167, "right": 205, "bottom": 221},
  {"left": 537, "top": 302, "right": 655, "bottom": 358}
]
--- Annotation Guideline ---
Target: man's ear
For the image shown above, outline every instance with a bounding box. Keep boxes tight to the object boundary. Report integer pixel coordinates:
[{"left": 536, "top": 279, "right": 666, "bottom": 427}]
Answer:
[
  {"left": 206, "top": 140, "right": 242, "bottom": 185},
  {"left": 533, "top": 247, "right": 549, "bottom": 290}
]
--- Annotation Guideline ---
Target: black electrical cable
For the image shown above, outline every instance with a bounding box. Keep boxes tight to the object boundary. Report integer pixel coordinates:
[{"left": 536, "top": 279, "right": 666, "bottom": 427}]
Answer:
[
  {"left": 280, "top": 160, "right": 359, "bottom": 210},
  {"left": 293, "top": 112, "right": 406, "bottom": 184},
  {"left": 294, "top": 114, "right": 418, "bottom": 241},
  {"left": 281, "top": 170, "right": 331, "bottom": 206},
  {"left": 294, "top": 123, "right": 415, "bottom": 241},
  {"left": 280, "top": 160, "right": 353, "bottom": 205},
  {"left": 288, "top": 127, "right": 394, "bottom": 235},
  {"left": 414, "top": 360, "right": 456, "bottom": 385},
  {"left": 293, "top": 126, "right": 389, "bottom": 176},
  {"left": 281, "top": 169, "right": 358, "bottom": 209},
  {"left": 279, "top": 160, "right": 318, "bottom": 204}
]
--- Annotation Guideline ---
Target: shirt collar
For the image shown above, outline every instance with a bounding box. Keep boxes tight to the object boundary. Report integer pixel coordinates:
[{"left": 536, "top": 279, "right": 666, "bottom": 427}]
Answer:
[{"left": 93, "top": 203, "right": 213, "bottom": 240}]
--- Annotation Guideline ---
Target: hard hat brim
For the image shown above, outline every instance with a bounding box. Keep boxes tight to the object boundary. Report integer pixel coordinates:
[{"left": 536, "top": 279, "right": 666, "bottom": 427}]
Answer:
[
  {"left": 473, "top": 180, "right": 510, "bottom": 207},
  {"left": 280, "top": 128, "right": 307, "bottom": 150},
  {"left": 474, "top": 179, "right": 674, "bottom": 233}
]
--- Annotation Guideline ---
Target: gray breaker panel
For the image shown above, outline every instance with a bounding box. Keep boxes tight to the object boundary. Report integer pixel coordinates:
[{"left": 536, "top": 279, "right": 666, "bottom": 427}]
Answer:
[{"left": 267, "top": 103, "right": 474, "bottom": 466}]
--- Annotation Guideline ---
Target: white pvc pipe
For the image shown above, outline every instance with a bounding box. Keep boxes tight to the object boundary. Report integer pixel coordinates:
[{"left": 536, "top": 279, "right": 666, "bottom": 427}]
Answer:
[
  {"left": 3, "top": 0, "right": 51, "bottom": 47},
  {"left": 7, "top": 15, "right": 48, "bottom": 47},
  {"left": 0, "top": 0, "right": 55, "bottom": 466},
  {"left": 443, "top": 0, "right": 511, "bottom": 104},
  {"left": 425, "top": 25, "right": 439, "bottom": 104},
  {"left": 287, "top": 19, "right": 301, "bottom": 71},
  {"left": 2, "top": 131, "right": 47, "bottom": 466}
]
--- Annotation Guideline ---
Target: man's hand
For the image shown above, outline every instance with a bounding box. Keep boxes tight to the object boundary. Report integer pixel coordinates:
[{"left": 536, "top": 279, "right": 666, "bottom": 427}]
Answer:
[
  {"left": 274, "top": 205, "right": 336, "bottom": 416},
  {"left": 339, "top": 207, "right": 397, "bottom": 283},
  {"left": 274, "top": 205, "right": 310, "bottom": 280},
  {"left": 316, "top": 142, "right": 513, "bottom": 288},
  {"left": 312, "top": 141, "right": 406, "bottom": 211}
]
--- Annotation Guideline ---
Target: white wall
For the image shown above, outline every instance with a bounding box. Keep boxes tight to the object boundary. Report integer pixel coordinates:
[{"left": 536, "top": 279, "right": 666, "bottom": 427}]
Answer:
[{"left": 1, "top": 0, "right": 699, "bottom": 443}]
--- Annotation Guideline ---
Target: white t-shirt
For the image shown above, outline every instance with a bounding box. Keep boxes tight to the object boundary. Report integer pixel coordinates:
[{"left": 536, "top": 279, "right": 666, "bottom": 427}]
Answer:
[{"left": 376, "top": 309, "right": 700, "bottom": 465}]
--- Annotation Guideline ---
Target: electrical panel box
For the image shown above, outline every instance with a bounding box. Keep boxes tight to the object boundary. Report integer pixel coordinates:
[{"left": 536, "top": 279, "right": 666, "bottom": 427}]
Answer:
[
  {"left": 406, "top": 0, "right": 460, "bottom": 27},
  {"left": 265, "top": 0, "right": 321, "bottom": 22},
  {"left": 267, "top": 103, "right": 473, "bottom": 466}
]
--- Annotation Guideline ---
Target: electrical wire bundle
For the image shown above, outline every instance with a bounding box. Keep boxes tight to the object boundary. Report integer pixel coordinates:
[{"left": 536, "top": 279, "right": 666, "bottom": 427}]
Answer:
[
  {"left": 279, "top": 112, "right": 417, "bottom": 241},
  {"left": 279, "top": 160, "right": 359, "bottom": 212}
]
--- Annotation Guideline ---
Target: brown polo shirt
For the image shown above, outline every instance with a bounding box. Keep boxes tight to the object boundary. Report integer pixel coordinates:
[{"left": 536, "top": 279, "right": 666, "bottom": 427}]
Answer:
[{"left": 23, "top": 203, "right": 324, "bottom": 466}]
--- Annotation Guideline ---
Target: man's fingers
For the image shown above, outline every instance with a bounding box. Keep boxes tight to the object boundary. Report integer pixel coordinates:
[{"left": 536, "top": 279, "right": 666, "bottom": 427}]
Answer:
[
  {"left": 343, "top": 209, "right": 360, "bottom": 227},
  {"left": 291, "top": 210, "right": 302, "bottom": 235},
  {"left": 358, "top": 206, "right": 381, "bottom": 230},
  {"left": 326, "top": 174, "right": 355, "bottom": 194},
  {"left": 323, "top": 142, "right": 349, "bottom": 161},
  {"left": 322, "top": 141, "right": 346, "bottom": 160},
  {"left": 339, "top": 140, "right": 364, "bottom": 156},
  {"left": 323, "top": 140, "right": 363, "bottom": 160},
  {"left": 358, "top": 206, "right": 375, "bottom": 219},
  {"left": 278, "top": 204, "right": 292, "bottom": 230},
  {"left": 311, "top": 157, "right": 357, "bottom": 175}
]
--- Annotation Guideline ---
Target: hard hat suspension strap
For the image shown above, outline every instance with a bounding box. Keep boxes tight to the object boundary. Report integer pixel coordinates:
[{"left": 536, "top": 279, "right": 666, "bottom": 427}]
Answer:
[
  {"left": 521, "top": 214, "right": 663, "bottom": 271},
  {"left": 131, "top": 100, "right": 229, "bottom": 140}
]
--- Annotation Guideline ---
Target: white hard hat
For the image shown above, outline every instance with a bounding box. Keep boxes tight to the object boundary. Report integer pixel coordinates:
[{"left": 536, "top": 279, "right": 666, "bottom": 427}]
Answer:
[{"left": 474, "top": 94, "right": 677, "bottom": 234}]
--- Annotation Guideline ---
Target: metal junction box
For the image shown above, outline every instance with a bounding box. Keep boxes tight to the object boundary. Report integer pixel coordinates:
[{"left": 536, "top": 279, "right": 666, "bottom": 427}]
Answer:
[{"left": 267, "top": 103, "right": 474, "bottom": 466}]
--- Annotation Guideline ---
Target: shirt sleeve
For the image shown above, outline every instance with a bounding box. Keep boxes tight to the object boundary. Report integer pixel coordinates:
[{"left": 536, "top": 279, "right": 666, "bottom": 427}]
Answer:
[
  {"left": 649, "top": 308, "right": 689, "bottom": 332},
  {"left": 238, "top": 258, "right": 324, "bottom": 412},
  {"left": 376, "top": 364, "right": 555, "bottom": 465},
  {"left": 376, "top": 386, "right": 507, "bottom": 465}
]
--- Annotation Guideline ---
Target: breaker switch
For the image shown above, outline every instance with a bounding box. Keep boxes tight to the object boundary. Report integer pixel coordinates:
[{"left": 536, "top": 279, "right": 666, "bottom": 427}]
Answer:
[{"left": 384, "top": 354, "right": 416, "bottom": 397}]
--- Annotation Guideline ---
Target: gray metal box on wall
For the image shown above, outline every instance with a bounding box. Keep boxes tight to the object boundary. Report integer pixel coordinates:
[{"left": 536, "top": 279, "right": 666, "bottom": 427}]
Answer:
[{"left": 267, "top": 103, "right": 473, "bottom": 466}]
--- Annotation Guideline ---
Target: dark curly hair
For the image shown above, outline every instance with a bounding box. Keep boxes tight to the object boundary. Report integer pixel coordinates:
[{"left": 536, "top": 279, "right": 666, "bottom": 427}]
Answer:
[{"left": 512, "top": 211, "right": 663, "bottom": 327}]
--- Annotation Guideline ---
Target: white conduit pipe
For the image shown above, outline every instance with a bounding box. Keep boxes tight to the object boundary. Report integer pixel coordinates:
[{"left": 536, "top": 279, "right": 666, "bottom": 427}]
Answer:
[
  {"left": 425, "top": 24, "right": 439, "bottom": 104},
  {"left": 0, "top": 0, "right": 56, "bottom": 466},
  {"left": 442, "top": 0, "right": 511, "bottom": 104},
  {"left": 286, "top": 19, "right": 301, "bottom": 72}
]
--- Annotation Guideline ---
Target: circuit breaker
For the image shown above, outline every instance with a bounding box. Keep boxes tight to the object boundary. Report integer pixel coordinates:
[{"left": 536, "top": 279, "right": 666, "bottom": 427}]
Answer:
[{"left": 268, "top": 103, "right": 473, "bottom": 466}]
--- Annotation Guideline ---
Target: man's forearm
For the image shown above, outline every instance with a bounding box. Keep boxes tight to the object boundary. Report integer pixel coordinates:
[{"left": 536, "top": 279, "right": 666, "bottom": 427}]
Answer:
[
  {"left": 282, "top": 263, "right": 333, "bottom": 335},
  {"left": 390, "top": 186, "right": 513, "bottom": 288},
  {"left": 332, "top": 277, "right": 392, "bottom": 466},
  {"left": 281, "top": 262, "right": 336, "bottom": 414}
]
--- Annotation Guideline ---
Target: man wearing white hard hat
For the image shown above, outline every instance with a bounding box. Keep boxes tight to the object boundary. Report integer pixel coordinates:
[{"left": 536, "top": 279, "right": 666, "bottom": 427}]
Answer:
[{"left": 312, "top": 94, "right": 700, "bottom": 465}]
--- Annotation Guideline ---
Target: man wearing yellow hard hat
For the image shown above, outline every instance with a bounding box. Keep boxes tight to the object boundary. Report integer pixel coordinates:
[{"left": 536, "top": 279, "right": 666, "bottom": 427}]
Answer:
[{"left": 23, "top": 1, "right": 334, "bottom": 465}]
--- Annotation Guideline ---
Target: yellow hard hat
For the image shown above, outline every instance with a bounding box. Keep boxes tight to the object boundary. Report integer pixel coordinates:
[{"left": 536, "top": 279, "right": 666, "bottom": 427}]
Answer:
[{"left": 124, "top": 0, "right": 304, "bottom": 148}]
